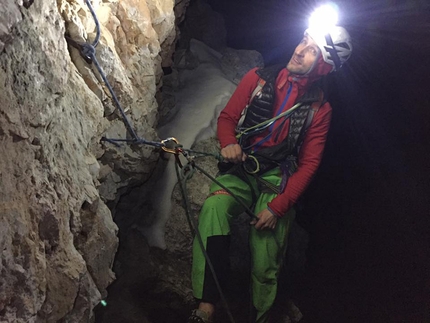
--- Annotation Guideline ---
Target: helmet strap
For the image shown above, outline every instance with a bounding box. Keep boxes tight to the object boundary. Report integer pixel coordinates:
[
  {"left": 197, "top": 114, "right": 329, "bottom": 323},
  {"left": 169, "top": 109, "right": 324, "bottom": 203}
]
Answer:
[{"left": 324, "top": 34, "right": 342, "bottom": 71}]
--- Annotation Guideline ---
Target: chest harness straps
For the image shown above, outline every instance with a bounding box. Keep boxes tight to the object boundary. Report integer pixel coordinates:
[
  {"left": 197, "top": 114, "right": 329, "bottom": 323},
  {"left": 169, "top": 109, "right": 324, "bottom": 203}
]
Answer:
[{"left": 231, "top": 66, "right": 325, "bottom": 194}]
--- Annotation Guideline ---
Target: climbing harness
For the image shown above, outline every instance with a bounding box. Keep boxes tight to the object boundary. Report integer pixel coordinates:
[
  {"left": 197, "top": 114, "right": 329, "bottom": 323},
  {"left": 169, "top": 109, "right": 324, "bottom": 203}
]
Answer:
[
  {"left": 236, "top": 102, "right": 302, "bottom": 145},
  {"left": 232, "top": 66, "right": 326, "bottom": 198},
  {"left": 235, "top": 66, "right": 324, "bottom": 159}
]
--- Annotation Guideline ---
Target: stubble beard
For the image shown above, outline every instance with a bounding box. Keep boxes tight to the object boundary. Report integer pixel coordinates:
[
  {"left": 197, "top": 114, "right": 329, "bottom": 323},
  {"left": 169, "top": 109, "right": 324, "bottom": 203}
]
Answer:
[{"left": 286, "top": 61, "right": 305, "bottom": 75}]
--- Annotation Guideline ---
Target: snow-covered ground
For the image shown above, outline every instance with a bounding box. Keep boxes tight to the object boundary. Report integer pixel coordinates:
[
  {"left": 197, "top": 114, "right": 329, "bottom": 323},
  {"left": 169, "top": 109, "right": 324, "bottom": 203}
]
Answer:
[{"left": 142, "top": 40, "right": 237, "bottom": 248}]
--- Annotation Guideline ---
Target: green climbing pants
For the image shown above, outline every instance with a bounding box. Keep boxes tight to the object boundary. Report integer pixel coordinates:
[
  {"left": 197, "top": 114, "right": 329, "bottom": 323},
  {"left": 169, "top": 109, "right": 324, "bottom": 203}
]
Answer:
[{"left": 191, "top": 167, "right": 295, "bottom": 323}]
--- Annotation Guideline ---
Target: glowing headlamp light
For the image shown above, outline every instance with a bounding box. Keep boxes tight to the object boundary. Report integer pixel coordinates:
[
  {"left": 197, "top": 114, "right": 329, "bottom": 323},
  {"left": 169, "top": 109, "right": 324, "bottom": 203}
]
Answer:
[
  {"left": 308, "top": 3, "right": 339, "bottom": 32},
  {"left": 307, "top": 3, "right": 344, "bottom": 71}
]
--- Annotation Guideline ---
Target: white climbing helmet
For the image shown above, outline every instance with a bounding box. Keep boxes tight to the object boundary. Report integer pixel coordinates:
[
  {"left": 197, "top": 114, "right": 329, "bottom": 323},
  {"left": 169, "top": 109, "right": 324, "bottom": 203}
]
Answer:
[{"left": 305, "top": 26, "right": 353, "bottom": 71}]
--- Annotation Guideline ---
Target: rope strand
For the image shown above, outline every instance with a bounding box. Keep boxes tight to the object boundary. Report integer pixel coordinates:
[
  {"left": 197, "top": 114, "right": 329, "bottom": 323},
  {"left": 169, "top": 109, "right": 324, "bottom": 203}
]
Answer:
[{"left": 175, "top": 162, "right": 237, "bottom": 323}]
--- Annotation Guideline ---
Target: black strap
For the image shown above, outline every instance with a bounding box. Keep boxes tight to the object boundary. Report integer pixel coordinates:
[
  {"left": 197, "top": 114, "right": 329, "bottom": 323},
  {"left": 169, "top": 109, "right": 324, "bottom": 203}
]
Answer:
[{"left": 324, "top": 34, "right": 342, "bottom": 70}]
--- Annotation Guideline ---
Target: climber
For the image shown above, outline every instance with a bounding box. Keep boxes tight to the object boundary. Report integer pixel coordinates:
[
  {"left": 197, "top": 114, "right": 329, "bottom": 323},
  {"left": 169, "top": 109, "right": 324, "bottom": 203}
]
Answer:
[{"left": 188, "top": 8, "right": 353, "bottom": 323}]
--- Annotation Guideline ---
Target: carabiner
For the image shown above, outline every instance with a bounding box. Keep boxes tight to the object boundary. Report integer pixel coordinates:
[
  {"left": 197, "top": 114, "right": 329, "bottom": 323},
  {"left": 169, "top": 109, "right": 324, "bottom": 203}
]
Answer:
[
  {"left": 243, "top": 155, "right": 260, "bottom": 174},
  {"left": 161, "top": 137, "right": 181, "bottom": 154}
]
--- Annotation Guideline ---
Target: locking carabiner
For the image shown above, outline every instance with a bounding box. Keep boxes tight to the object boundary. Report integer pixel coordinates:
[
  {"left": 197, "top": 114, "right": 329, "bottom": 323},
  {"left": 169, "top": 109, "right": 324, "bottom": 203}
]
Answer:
[{"left": 161, "top": 137, "right": 182, "bottom": 154}]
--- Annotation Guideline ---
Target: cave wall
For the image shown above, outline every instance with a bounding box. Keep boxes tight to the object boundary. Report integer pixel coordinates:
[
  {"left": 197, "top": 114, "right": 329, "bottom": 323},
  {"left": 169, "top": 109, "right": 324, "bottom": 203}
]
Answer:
[{"left": 0, "top": 0, "right": 188, "bottom": 321}]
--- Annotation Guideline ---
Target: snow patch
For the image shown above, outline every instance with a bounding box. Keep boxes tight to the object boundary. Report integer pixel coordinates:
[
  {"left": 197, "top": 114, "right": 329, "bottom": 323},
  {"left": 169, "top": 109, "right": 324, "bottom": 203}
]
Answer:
[{"left": 142, "top": 40, "right": 236, "bottom": 248}]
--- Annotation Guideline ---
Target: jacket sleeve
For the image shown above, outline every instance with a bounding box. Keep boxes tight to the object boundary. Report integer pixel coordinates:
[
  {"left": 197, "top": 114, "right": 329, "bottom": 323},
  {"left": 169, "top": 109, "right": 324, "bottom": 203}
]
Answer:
[
  {"left": 267, "top": 101, "right": 332, "bottom": 217},
  {"left": 217, "top": 68, "right": 260, "bottom": 148}
]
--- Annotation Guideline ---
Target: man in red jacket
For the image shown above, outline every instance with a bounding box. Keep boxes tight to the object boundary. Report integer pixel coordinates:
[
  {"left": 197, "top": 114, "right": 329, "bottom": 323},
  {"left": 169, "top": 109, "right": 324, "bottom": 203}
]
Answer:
[{"left": 189, "top": 26, "right": 352, "bottom": 323}]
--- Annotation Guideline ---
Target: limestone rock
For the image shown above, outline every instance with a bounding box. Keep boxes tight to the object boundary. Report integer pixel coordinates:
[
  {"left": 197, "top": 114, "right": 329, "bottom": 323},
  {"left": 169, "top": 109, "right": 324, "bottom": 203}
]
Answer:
[
  {"left": 0, "top": 0, "right": 186, "bottom": 321},
  {"left": 0, "top": 0, "right": 118, "bottom": 320},
  {"left": 57, "top": 0, "right": 181, "bottom": 208},
  {"left": 0, "top": 0, "right": 22, "bottom": 52}
]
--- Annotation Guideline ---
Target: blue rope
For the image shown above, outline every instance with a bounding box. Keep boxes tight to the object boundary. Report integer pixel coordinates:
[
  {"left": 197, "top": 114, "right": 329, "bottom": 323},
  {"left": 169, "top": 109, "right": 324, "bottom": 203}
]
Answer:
[
  {"left": 70, "top": 1, "right": 228, "bottom": 162},
  {"left": 251, "top": 82, "right": 292, "bottom": 151},
  {"left": 85, "top": 0, "right": 100, "bottom": 48},
  {"left": 79, "top": 0, "right": 152, "bottom": 144}
]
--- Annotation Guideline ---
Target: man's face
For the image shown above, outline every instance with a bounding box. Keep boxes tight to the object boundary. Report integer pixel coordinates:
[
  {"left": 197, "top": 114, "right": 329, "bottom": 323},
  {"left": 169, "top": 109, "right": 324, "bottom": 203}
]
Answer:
[{"left": 286, "top": 34, "right": 320, "bottom": 75}]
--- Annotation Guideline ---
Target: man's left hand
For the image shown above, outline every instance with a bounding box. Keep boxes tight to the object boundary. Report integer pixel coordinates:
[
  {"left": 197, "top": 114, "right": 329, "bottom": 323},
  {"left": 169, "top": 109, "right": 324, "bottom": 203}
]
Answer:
[{"left": 251, "top": 208, "right": 278, "bottom": 230}]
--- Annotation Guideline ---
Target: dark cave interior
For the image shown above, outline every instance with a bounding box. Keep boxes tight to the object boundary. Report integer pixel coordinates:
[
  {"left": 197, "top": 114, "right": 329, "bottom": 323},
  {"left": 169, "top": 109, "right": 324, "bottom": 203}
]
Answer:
[{"left": 204, "top": 0, "right": 430, "bottom": 322}]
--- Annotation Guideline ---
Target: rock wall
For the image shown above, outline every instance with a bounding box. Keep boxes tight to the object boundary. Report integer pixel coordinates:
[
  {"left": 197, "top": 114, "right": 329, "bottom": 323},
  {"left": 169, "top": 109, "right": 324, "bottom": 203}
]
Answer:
[{"left": 0, "top": 0, "right": 187, "bottom": 321}]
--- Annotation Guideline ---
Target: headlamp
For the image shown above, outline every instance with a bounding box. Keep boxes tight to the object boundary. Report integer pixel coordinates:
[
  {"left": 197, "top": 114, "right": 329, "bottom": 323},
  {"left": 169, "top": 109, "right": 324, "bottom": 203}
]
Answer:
[
  {"left": 306, "top": 3, "right": 350, "bottom": 71},
  {"left": 308, "top": 3, "right": 339, "bottom": 32}
]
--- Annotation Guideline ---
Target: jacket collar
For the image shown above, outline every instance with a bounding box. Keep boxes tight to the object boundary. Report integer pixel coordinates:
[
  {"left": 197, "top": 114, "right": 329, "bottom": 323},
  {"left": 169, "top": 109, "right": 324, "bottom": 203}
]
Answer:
[{"left": 277, "top": 54, "right": 333, "bottom": 96}]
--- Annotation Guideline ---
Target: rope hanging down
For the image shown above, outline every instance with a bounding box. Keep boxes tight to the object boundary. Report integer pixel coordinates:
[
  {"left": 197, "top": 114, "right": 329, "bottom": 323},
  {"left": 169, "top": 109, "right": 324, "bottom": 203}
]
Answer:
[
  {"left": 67, "top": 2, "right": 284, "bottom": 321},
  {"left": 66, "top": 0, "right": 226, "bottom": 159},
  {"left": 67, "top": 0, "right": 163, "bottom": 148},
  {"left": 66, "top": 2, "right": 236, "bottom": 321}
]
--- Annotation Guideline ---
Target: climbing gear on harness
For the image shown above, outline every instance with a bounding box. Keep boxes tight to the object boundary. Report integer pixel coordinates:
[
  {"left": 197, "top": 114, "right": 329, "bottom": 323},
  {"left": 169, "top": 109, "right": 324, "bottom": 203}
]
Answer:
[
  {"left": 236, "top": 102, "right": 302, "bottom": 149},
  {"left": 235, "top": 66, "right": 324, "bottom": 157},
  {"left": 237, "top": 90, "right": 323, "bottom": 191},
  {"left": 242, "top": 155, "right": 260, "bottom": 174},
  {"left": 236, "top": 65, "right": 285, "bottom": 135}
]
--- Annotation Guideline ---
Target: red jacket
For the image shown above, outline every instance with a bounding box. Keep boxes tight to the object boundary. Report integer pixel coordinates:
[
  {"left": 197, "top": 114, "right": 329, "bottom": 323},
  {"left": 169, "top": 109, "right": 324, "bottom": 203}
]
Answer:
[{"left": 217, "top": 55, "right": 333, "bottom": 217}]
